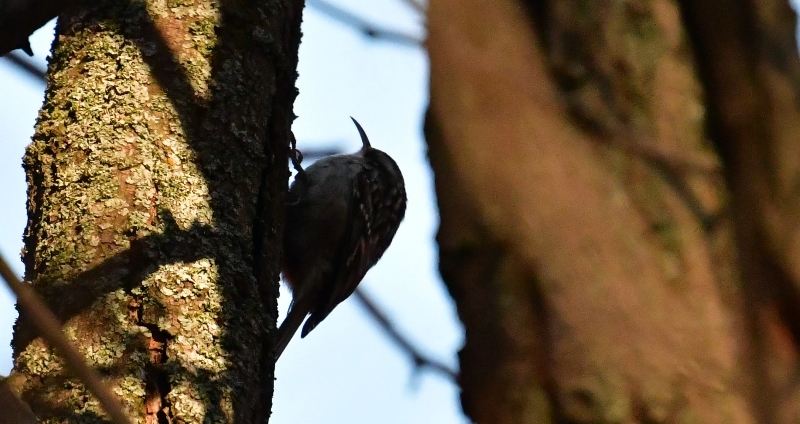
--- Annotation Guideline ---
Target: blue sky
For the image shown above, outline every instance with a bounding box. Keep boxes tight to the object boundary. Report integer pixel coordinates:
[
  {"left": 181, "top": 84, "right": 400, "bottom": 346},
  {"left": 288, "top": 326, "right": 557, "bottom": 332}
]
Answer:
[
  {"left": 10, "top": 1, "right": 797, "bottom": 422},
  {"left": 0, "top": 1, "right": 466, "bottom": 423}
]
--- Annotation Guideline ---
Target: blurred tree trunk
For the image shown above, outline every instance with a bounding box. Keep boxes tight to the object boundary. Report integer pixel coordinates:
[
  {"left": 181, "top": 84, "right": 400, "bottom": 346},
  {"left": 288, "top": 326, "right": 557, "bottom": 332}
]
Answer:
[
  {"left": 6, "top": 0, "right": 303, "bottom": 422},
  {"left": 426, "top": 0, "right": 800, "bottom": 422}
]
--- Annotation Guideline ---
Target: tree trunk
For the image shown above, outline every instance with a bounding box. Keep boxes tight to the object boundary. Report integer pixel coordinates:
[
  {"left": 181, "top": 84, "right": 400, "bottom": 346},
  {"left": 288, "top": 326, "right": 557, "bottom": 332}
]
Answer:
[
  {"left": 6, "top": 0, "right": 303, "bottom": 422},
  {"left": 426, "top": 0, "right": 800, "bottom": 422}
]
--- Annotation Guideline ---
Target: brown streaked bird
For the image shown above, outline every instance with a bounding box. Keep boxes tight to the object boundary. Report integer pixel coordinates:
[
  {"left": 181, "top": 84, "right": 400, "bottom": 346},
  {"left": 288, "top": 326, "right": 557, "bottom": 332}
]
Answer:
[{"left": 276, "top": 117, "right": 407, "bottom": 358}]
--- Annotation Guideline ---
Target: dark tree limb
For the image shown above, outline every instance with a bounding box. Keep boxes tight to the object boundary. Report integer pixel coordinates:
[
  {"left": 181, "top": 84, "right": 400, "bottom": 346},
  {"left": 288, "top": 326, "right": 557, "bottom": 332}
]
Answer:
[
  {"left": 308, "top": 0, "right": 422, "bottom": 46},
  {"left": 0, "top": 379, "right": 36, "bottom": 424},
  {"left": 353, "top": 288, "right": 459, "bottom": 383},
  {"left": 2, "top": 51, "right": 46, "bottom": 82},
  {"left": 0, "top": 253, "right": 132, "bottom": 424},
  {"left": 398, "top": 0, "right": 426, "bottom": 14},
  {"left": 0, "top": 0, "right": 424, "bottom": 56},
  {"left": 0, "top": 0, "right": 80, "bottom": 56},
  {"left": 301, "top": 147, "right": 342, "bottom": 159}
]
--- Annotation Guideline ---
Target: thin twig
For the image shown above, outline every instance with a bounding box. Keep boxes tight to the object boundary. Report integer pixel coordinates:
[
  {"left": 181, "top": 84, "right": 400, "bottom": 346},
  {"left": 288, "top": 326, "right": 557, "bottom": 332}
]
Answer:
[
  {"left": 308, "top": 0, "right": 423, "bottom": 47},
  {"left": 0, "top": 254, "right": 133, "bottom": 424},
  {"left": 397, "top": 0, "right": 425, "bottom": 14},
  {"left": 608, "top": 129, "right": 720, "bottom": 175},
  {"left": 603, "top": 128, "right": 723, "bottom": 230},
  {"left": 3, "top": 51, "right": 46, "bottom": 83},
  {"left": 300, "top": 147, "right": 342, "bottom": 160},
  {"left": 353, "top": 288, "right": 459, "bottom": 382}
]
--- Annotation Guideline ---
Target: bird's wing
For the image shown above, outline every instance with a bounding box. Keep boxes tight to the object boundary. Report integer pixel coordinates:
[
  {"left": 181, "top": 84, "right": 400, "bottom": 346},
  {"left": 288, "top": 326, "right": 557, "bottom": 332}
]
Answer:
[{"left": 300, "top": 162, "right": 408, "bottom": 337}]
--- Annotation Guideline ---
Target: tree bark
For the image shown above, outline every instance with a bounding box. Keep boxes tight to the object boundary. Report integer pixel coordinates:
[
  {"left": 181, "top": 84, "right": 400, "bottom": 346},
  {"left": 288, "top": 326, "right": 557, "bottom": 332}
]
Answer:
[
  {"left": 7, "top": 0, "right": 303, "bottom": 422},
  {"left": 427, "top": 0, "right": 800, "bottom": 422}
]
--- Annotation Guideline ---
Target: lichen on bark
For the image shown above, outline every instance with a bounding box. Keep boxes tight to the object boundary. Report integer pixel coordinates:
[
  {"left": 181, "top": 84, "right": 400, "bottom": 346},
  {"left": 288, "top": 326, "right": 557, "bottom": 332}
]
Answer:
[{"left": 10, "top": 0, "right": 303, "bottom": 422}]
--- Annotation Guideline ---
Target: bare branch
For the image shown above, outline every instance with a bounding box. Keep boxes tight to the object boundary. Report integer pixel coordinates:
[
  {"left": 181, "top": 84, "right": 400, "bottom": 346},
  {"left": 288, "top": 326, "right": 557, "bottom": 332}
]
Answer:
[
  {"left": 0, "top": 254, "right": 133, "bottom": 424},
  {"left": 353, "top": 288, "right": 459, "bottom": 382},
  {"left": 0, "top": 0, "right": 79, "bottom": 57},
  {"left": 300, "top": 147, "right": 342, "bottom": 160},
  {"left": 3, "top": 51, "right": 46, "bottom": 83},
  {"left": 0, "top": 379, "right": 36, "bottom": 424},
  {"left": 598, "top": 126, "right": 723, "bottom": 230},
  {"left": 397, "top": 0, "right": 426, "bottom": 14},
  {"left": 1, "top": 0, "right": 427, "bottom": 58},
  {"left": 308, "top": 0, "right": 423, "bottom": 47}
]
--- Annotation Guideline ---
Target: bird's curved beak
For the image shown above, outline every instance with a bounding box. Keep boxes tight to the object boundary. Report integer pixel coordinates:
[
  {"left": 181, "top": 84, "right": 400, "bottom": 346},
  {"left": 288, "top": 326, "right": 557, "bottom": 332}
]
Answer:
[{"left": 350, "top": 117, "right": 372, "bottom": 152}]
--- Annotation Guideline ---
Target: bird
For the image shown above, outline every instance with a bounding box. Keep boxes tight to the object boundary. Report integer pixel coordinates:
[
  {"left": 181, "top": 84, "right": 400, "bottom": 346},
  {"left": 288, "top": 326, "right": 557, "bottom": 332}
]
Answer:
[{"left": 276, "top": 117, "right": 407, "bottom": 358}]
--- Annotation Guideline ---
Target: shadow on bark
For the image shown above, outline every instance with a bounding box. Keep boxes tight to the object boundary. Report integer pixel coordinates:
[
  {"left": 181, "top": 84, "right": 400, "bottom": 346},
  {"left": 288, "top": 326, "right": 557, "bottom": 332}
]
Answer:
[{"left": 11, "top": 0, "right": 304, "bottom": 422}]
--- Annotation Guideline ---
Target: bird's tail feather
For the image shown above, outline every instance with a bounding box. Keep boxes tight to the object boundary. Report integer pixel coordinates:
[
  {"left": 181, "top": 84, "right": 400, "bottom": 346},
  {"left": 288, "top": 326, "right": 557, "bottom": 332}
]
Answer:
[{"left": 275, "top": 302, "right": 308, "bottom": 359}]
